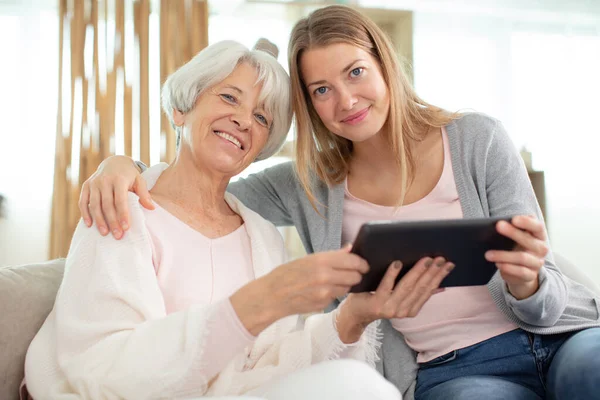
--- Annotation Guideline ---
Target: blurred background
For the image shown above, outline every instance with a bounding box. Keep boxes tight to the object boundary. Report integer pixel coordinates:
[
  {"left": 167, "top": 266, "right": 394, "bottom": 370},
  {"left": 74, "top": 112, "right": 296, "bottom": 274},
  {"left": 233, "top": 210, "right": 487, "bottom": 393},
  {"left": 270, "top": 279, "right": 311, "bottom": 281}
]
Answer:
[{"left": 0, "top": 0, "right": 599, "bottom": 284}]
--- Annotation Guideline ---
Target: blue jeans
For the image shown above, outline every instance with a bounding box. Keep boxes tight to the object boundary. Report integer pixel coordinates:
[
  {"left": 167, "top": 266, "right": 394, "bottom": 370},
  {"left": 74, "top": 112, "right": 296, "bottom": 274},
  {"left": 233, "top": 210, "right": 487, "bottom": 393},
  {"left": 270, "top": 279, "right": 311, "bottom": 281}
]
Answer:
[{"left": 415, "top": 328, "right": 600, "bottom": 400}]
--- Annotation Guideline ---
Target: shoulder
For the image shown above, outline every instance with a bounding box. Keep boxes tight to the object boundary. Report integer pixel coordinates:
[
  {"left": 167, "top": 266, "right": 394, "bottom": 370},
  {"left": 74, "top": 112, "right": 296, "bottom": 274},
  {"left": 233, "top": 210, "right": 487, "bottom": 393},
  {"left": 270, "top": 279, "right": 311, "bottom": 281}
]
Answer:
[
  {"left": 261, "top": 160, "right": 296, "bottom": 179},
  {"left": 71, "top": 192, "right": 150, "bottom": 252},
  {"left": 446, "top": 112, "right": 514, "bottom": 155},
  {"left": 447, "top": 112, "right": 501, "bottom": 141},
  {"left": 225, "top": 193, "right": 284, "bottom": 245}
]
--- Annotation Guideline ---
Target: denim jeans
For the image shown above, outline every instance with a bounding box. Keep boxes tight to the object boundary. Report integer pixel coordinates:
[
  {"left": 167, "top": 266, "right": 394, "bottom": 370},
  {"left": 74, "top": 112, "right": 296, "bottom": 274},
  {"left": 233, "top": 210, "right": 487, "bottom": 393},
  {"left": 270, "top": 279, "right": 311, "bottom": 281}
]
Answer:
[{"left": 415, "top": 328, "right": 600, "bottom": 400}]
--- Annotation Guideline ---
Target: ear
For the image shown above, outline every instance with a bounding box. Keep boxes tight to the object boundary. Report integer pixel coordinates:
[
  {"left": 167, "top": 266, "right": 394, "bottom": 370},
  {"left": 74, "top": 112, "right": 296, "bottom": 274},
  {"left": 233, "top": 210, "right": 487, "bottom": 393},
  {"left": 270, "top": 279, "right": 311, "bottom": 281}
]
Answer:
[{"left": 172, "top": 109, "right": 185, "bottom": 127}]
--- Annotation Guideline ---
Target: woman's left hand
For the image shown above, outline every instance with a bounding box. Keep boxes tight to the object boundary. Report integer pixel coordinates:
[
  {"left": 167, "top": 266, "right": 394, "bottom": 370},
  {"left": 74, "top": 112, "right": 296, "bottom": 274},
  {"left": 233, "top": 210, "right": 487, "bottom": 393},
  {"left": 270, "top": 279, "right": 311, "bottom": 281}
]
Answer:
[{"left": 485, "top": 215, "right": 549, "bottom": 300}]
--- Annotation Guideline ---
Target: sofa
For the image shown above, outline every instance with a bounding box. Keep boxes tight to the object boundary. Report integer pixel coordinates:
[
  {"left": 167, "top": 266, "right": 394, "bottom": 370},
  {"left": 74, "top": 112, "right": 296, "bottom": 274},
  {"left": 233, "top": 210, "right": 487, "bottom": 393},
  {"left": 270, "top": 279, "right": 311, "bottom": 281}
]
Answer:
[{"left": 2, "top": 256, "right": 599, "bottom": 399}]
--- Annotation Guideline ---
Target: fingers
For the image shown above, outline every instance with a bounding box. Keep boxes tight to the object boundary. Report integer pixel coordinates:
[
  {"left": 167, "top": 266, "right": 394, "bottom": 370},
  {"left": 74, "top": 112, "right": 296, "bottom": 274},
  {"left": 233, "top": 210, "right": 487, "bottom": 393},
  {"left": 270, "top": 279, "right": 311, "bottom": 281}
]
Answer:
[
  {"left": 114, "top": 178, "right": 131, "bottom": 233},
  {"left": 318, "top": 269, "right": 363, "bottom": 288},
  {"left": 375, "top": 261, "right": 403, "bottom": 294},
  {"left": 405, "top": 258, "right": 454, "bottom": 317},
  {"left": 391, "top": 256, "right": 433, "bottom": 292},
  {"left": 485, "top": 250, "right": 544, "bottom": 271},
  {"left": 496, "top": 219, "right": 548, "bottom": 257},
  {"left": 100, "top": 181, "right": 122, "bottom": 239},
  {"left": 133, "top": 176, "right": 155, "bottom": 210},
  {"left": 326, "top": 251, "right": 369, "bottom": 274},
  {"left": 392, "top": 257, "right": 453, "bottom": 317},
  {"left": 89, "top": 187, "right": 108, "bottom": 236},
  {"left": 512, "top": 215, "right": 547, "bottom": 241},
  {"left": 79, "top": 181, "right": 93, "bottom": 227},
  {"left": 496, "top": 262, "right": 539, "bottom": 285}
]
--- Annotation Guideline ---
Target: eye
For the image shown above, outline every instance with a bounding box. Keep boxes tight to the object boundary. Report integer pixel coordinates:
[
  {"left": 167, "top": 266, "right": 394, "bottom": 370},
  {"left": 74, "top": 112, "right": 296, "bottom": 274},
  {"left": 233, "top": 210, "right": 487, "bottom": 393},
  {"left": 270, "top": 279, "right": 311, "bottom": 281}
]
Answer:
[
  {"left": 350, "top": 67, "right": 363, "bottom": 77},
  {"left": 254, "top": 113, "right": 269, "bottom": 126},
  {"left": 313, "top": 86, "right": 329, "bottom": 96},
  {"left": 220, "top": 93, "right": 237, "bottom": 104}
]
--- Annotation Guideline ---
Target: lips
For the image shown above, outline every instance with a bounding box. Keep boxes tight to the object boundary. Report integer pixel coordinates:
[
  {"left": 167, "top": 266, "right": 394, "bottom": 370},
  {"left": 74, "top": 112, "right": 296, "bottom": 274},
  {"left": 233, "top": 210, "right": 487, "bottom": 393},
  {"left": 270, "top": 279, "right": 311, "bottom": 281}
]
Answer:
[{"left": 341, "top": 107, "right": 370, "bottom": 124}]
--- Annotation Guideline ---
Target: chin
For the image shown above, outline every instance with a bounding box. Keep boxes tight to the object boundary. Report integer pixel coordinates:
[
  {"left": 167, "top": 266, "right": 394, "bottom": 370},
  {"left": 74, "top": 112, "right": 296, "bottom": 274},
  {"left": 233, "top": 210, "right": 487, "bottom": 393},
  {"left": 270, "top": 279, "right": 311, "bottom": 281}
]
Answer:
[
  {"left": 340, "top": 129, "right": 380, "bottom": 143},
  {"left": 205, "top": 156, "right": 244, "bottom": 175}
]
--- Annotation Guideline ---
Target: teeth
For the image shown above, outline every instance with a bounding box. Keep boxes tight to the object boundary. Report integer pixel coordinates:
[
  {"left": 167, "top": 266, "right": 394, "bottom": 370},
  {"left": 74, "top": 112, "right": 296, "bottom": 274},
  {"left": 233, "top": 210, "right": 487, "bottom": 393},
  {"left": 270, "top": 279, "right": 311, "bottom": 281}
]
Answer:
[{"left": 215, "top": 131, "right": 242, "bottom": 149}]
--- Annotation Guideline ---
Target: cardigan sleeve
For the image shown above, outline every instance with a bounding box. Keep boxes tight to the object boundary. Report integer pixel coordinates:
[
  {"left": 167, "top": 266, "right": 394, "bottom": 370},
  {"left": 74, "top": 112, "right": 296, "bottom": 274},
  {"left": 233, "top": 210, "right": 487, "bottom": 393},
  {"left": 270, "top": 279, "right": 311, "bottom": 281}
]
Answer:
[
  {"left": 227, "top": 162, "right": 296, "bottom": 227},
  {"left": 208, "top": 310, "right": 381, "bottom": 395},
  {"left": 53, "top": 195, "right": 254, "bottom": 399},
  {"left": 484, "top": 119, "right": 568, "bottom": 326}
]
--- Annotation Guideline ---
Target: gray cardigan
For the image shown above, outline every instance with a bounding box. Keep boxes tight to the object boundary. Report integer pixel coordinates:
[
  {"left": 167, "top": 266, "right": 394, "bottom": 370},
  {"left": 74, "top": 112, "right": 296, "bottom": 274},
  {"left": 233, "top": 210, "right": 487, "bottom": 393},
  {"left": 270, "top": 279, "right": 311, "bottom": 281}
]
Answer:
[{"left": 228, "top": 113, "right": 600, "bottom": 399}]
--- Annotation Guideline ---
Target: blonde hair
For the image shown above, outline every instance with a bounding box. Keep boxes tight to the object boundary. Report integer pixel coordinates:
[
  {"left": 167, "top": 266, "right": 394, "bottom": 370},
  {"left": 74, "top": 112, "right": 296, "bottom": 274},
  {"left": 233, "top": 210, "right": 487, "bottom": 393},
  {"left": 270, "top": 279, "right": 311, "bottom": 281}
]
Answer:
[{"left": 289, "top": 5, "right": 457, "bottom": 210}]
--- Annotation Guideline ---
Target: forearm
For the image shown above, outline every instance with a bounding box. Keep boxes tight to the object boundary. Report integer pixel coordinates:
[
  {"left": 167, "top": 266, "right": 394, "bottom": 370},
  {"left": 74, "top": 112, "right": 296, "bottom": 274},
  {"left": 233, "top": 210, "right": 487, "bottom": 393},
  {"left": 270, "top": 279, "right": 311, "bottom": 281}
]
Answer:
[
  {"left": 304, "top": 310, "right": 381, "bottom": 366},
  {"left": 230, "top": 278, "right": 285, "bottom": 336},
  {"left": 502, "top": 265, "right": 567, "bottom": 326}
]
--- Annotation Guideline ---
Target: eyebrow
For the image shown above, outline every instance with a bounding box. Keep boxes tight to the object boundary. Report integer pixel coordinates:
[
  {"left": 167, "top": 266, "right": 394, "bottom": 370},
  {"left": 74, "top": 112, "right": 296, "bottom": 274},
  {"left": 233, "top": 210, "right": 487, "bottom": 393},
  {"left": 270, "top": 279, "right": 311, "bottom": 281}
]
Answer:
[
  {"left": 223, "top": 85, "right": 243, "bottom": 94},
  {"left": 306, "top": 59, "right": 366, "bottom": 88}
]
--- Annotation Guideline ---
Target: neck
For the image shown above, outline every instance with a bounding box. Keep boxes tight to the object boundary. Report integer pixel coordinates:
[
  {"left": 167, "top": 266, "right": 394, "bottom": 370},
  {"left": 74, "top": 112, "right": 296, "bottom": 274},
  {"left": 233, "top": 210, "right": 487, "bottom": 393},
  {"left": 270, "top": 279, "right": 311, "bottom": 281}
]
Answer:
[
  {"left": 151, "top": 151, "right": 233, "bottom": 217},
  {"left": 350, "top": 129, "right": 399, "bottom": 175}
]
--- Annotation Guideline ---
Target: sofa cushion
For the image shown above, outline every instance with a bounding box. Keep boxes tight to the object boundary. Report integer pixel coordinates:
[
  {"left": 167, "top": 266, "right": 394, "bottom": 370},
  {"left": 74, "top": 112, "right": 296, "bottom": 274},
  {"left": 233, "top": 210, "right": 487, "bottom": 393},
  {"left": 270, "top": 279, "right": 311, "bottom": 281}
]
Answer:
[{"left": 0, "top": 259, "right": 65, "bottom": 400}]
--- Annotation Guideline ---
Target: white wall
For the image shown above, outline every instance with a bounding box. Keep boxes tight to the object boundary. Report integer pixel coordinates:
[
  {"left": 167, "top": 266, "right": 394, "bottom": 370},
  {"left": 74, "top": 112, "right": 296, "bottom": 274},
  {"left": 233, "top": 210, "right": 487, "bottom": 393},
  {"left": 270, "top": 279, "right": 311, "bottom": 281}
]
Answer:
[
  {"left": 413, "top": 11, "right": 600, "bottom": 284},
  {"left": 0, "top": 11, "right": 57, "bottom": 267}
]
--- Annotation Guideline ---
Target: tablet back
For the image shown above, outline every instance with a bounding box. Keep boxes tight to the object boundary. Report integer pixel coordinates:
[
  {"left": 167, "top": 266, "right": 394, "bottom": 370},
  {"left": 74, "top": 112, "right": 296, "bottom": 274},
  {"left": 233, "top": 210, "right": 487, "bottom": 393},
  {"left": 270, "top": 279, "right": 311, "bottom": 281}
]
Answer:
[{"left": 350, "top": 217, "right": 516, "bottom": 293}]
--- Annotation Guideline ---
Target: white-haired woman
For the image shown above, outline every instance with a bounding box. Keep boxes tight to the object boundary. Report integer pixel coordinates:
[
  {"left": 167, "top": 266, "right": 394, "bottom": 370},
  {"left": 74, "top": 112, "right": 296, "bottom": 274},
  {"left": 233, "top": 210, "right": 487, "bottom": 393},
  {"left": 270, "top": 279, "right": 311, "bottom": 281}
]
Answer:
[{"left": 23, "top": 41, "right": 412, "bottom": 400}]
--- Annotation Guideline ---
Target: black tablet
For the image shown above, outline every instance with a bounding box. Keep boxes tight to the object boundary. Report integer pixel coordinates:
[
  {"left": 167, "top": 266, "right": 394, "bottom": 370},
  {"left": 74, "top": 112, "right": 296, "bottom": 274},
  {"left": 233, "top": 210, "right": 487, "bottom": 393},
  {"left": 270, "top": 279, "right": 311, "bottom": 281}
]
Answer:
[{"left": 349, "top": 216, "right": 517, "bottom": 293}]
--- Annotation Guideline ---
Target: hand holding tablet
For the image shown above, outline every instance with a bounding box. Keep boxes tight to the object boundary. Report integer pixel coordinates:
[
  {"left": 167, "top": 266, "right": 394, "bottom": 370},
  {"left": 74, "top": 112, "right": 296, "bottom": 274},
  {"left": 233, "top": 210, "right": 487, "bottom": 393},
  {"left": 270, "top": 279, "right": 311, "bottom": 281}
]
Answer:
[{"left": 349, "top": 216, "right": 516, "bottom": 293}]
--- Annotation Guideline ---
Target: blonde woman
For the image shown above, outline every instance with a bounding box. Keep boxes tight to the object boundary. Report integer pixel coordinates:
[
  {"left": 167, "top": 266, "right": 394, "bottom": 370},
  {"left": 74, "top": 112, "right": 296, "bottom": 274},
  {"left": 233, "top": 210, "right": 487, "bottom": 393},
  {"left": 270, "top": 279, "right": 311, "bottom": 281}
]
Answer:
[{"left": 78, "top": 5, "right": 600, "bottom": 400}]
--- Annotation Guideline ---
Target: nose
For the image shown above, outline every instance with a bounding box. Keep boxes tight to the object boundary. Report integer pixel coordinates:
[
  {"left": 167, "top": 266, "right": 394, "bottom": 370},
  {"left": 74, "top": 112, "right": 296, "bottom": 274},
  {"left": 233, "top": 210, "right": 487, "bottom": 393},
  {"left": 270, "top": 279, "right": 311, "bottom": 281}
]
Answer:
[
  {"left": 231, "top": 108, "right": 252, "bottom": 131},
  {"left": 338, "top": 86, "right": 358, "bottom": 111}
]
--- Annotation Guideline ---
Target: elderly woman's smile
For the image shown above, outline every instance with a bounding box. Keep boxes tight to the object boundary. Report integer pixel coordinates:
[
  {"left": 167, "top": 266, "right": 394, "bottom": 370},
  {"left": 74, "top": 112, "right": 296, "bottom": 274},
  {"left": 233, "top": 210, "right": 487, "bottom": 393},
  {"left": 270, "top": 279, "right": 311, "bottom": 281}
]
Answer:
[
  {"left": 172, "top": 62, "right": 274, "bottom": 177},
  {"left": 214, "top": 130, "right": 243, "bottom": 150}
]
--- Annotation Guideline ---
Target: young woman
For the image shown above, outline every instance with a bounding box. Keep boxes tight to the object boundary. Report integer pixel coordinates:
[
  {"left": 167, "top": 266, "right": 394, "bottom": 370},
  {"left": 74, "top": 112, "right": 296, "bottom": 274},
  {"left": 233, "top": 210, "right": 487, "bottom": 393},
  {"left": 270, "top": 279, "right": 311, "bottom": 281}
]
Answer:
[{"left": 78, "top": 5, "right": 600, "bottom": 400}]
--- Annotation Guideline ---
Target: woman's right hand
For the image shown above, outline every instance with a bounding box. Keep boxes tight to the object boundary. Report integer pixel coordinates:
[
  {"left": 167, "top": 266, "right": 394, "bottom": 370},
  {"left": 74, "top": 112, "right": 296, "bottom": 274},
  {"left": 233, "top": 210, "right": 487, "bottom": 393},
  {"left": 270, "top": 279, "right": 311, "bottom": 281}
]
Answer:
[
  {"left": 335, "top": 256, "right": 455, "bottom": 343},
  {"left": 230, "top": 245, "right": 369, "bottom": 336},
  {"left": 79, "top": 155, "right": 154, "bottom": 239}
]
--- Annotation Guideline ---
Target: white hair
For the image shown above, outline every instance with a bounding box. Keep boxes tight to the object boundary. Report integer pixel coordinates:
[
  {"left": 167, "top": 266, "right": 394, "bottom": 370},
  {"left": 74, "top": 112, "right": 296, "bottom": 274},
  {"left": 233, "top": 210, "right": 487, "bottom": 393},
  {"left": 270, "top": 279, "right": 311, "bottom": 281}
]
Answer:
[{"left": 161, "top": 40, "right": 292, "bottom": 161}]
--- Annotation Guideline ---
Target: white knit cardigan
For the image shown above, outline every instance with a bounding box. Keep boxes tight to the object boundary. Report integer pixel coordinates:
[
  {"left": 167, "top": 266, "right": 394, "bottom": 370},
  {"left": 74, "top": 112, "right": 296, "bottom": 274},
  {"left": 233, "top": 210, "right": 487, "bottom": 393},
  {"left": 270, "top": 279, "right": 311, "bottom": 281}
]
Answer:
[{"left": 25, "top": 164, "right": 381, "bottom": 400}]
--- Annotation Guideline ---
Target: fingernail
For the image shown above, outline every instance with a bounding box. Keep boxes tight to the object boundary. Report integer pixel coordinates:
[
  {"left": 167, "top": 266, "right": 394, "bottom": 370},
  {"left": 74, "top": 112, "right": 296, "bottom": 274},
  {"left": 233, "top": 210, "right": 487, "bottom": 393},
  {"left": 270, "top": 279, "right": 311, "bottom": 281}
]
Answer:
[
  {"left": 84, "top": 219, "right": 91, "bottom": 227},
  {"left": 121, "top": 221, "right": 129, "bottom": 230},
  {"left": 436, "top": 259, "right": 446, "bottom": 267},
  {"left": 394, "top": 261, "right": 402, "bottom": 269},
  {"left": 485, "top": 251, "right": 493, "bottom": 260},
  {"left": 425, "top": 259, "right": 433, "bottom": 268},
  {"left": 99, "top": 226, "right": 108, "bottom": 235},
  {"left": 113, "top": 229, "right": 122, "bottom": 239},
  {"left": 446, "top": 263, "right": 455, "bottom": 272}
]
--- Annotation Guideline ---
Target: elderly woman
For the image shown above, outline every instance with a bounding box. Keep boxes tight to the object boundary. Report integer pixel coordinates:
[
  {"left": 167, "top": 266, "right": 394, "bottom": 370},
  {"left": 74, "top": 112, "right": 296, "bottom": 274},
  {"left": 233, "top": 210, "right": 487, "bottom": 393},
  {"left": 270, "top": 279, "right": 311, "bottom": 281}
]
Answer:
[{"left": 23, "top": 41, "right": 412, "bottom": 400}]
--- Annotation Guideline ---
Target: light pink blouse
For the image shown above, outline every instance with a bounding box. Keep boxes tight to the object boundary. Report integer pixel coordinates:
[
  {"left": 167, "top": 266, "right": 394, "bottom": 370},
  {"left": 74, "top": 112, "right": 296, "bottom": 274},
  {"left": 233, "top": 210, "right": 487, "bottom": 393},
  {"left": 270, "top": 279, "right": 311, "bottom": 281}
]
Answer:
[
  {"left": 342, "top": 127, "right": 517, "bottom": 362},
  {"left": 144, "top": 203, "right": 256, "bottom": 370}
]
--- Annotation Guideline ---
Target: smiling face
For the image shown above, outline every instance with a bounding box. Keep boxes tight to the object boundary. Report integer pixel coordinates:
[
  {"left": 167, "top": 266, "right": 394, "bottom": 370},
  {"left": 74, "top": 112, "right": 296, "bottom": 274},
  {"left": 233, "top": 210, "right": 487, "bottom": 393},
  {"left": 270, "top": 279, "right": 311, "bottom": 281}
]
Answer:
[
  {"left": 173, "top": 62, "right": 272, "bottom": 177},
  {"left": 300, "top": 42, "right": 390, "bottom": 143}
]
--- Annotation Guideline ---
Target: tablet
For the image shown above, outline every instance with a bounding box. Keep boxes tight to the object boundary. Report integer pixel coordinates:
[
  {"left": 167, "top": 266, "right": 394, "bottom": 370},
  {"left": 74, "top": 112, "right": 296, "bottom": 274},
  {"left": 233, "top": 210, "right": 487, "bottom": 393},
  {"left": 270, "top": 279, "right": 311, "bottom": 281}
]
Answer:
[{"left": 349, "top": 216, "right": 517, "bottom": 293}]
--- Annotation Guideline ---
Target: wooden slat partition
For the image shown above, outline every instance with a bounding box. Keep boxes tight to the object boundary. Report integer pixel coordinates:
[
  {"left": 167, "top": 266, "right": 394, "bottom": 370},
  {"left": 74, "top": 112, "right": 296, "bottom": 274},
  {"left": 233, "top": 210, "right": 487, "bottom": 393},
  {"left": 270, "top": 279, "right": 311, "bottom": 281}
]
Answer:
[
  {"left": 160, "top": 0, "right": 209, "bottom": 162},
  {"left": 50, "top": 0, "right": 209, "bottom": 259}
]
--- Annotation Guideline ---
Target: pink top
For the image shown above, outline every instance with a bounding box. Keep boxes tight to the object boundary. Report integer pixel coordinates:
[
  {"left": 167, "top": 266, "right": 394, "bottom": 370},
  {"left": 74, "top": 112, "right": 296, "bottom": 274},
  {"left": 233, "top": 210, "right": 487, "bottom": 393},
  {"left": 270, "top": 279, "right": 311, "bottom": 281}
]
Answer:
[
  {"left": 144, "top": 203, "right": 256, "bottom": 365},
  {"left": 342, "top": 127, "right": 517, "bottom": 362}
]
